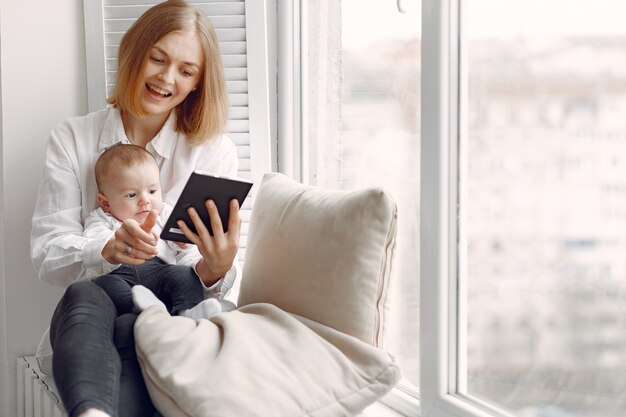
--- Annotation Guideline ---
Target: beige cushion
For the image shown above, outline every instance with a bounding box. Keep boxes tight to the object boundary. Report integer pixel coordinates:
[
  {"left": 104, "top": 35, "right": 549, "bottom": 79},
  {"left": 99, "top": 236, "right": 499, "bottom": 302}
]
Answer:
[
  {"left": 135, "top": 304, "right": 401, "bottom": 417},
  {"left": 238, "top": 172, "right": 398, "bottom": 347}
]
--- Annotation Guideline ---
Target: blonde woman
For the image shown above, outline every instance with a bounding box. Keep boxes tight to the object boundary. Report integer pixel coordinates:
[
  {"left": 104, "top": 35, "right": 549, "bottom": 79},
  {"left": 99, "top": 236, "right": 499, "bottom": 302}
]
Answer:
[{"left": 30, "top": 1, "right": 239, "bottom": 416}]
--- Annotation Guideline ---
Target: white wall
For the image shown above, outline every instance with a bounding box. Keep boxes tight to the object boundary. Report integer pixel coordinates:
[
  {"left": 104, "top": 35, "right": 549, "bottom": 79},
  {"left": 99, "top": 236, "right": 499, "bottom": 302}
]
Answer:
[{"left": 0, "top": 1, "right": 87, "bottom": 415}]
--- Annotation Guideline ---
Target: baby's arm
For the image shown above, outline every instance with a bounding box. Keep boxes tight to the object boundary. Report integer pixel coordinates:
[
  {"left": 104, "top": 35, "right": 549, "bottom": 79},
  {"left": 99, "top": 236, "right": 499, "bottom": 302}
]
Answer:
[{"left": 82, "top": 208, "right": 120, "bottom": 279}]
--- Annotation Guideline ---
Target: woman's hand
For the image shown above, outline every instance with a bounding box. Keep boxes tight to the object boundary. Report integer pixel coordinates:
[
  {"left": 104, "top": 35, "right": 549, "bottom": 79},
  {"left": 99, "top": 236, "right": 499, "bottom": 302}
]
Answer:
[
  {"left": 176, "top": 199, "right": 241, "bottom": 286},
  {"left": 101, "top": 210, "right": 159, "bottom": 265}
]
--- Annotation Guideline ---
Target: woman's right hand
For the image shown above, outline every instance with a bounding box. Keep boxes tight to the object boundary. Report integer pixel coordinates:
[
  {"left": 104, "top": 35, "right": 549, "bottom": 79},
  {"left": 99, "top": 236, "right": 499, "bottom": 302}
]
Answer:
[{"left": 101, "top": 210, "right": 159, "bottom": 265}]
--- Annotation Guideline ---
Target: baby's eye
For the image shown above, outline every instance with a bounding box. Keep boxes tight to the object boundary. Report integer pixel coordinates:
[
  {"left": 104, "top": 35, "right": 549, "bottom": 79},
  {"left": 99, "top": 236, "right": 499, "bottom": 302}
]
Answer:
[
  {"left": 149, "top": 189, "right": 159, "bottom": 195},
  {"left": 127, "top": 193, "right": 137, "bottom": 198}
]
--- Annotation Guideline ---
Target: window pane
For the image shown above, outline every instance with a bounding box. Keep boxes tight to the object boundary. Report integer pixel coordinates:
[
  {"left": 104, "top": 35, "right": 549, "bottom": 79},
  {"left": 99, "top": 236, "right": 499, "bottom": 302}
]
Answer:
[
  {"left": 304, "top": 0, "right": 421, "bottom": 388},
  {"left": 463, "top": 1, "right": 626, "bottom": 416}
]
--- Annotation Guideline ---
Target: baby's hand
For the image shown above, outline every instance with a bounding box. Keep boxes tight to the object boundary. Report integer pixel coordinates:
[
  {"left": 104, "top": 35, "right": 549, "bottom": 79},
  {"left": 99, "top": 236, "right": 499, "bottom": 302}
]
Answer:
[{"left": 174, "top": 242, "right": 189, "bottom": 249}]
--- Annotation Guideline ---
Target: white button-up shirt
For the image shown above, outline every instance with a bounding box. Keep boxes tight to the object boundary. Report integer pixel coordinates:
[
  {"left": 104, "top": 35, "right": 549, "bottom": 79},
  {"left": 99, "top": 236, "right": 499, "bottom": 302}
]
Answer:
[
  {"left": 32, "top": 107, "right": 239, "bottom": 374},
  {"left": 30, "top": 106, "right": 239, "bottom": 290}
]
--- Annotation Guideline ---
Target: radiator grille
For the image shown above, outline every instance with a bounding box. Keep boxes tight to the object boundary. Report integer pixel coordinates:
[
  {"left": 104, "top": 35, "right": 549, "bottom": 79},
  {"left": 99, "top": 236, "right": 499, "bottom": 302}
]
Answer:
[{"left": 17, "top": 357, "right": 67, "bottom": 417}]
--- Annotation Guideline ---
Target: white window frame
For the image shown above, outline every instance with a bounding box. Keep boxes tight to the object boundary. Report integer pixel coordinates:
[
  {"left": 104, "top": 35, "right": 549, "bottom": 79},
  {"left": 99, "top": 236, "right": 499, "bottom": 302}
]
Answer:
[
  {"left": 277, "top": 0, "right": 303, "bottom": 181},
  {"left": 283, "top": 0, "right": 517, "bottom": 416},
  {"left": 420, "top": 1, "right": 515, "bottom": 416}
]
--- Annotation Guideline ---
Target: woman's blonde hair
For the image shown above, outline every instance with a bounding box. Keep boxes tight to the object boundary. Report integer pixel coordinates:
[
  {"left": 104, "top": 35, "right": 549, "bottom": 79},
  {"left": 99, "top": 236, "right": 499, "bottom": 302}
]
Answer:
[{"left": 107, "top": 0, "right": 229, "bottom": 144}]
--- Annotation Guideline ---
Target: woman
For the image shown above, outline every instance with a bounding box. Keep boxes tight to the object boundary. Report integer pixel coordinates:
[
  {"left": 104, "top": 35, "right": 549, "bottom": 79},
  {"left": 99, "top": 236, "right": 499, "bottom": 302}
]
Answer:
[{"left": 30, "top": 1, "right": 239, "bottom": 416}]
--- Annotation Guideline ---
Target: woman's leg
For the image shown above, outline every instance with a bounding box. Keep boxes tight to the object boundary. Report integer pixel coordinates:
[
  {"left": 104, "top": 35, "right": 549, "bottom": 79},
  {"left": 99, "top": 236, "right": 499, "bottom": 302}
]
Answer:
[
  {"left": 113, "top": 313, "right": 156, "bottom": 417},
  {"left": 50, "top": 281, "right": 119, "bottom": 417}
]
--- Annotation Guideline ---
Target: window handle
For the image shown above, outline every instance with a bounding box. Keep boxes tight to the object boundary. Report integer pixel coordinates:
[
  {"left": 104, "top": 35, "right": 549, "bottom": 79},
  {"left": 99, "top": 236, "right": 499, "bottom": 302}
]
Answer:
[{"left": 397, "top": 0, "right": 406, "bottom": 13}]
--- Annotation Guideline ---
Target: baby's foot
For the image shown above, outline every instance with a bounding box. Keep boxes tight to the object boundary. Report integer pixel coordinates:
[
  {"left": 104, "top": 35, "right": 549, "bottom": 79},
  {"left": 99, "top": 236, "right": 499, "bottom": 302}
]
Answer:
[
  {"left": 132, "top": 285, "right": 167, "bottom": 312},
  {"left": 180, "top": 298, "right": 222, "bottom": 320},
  {"left": 77, "top": 409, "right": 111, "bottom": 417},
  {"left": 221, "top": 299, "right": 237, "bottom": 313},
  {"left": 201, "top": 298, "right": 224, "bottom": 318}
]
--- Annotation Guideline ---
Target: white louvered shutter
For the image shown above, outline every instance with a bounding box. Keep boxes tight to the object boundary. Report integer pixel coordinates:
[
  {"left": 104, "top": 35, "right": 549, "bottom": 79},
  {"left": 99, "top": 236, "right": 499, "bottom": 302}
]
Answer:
[{"left": 83, "top": 0, "right": 271, "bottom": 262}]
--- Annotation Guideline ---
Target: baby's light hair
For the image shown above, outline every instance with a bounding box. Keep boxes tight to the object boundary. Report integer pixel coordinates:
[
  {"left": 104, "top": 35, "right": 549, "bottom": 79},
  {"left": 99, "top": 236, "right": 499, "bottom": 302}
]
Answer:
[{"left": 95, "top": 144, "right": 158, "bottom": 192}]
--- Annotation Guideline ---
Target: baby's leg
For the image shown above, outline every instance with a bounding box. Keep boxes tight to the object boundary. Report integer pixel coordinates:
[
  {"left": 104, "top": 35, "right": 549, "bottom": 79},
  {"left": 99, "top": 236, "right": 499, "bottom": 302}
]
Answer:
[
  {"left": 157, "top": 265, "right": 204, "bottom": 314},
  {"left": 94, "top": 269, "right": 135, "bottom": 315}
]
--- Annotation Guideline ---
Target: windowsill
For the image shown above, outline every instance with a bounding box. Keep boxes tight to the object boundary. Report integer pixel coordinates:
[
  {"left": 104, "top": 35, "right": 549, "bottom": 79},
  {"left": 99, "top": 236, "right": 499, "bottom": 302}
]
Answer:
[
  {"left": 361, "top": 400, "right": 406, "bottom": 416},
  {"left": 361, "top": 384, "right": 420, "bottom": 417}
]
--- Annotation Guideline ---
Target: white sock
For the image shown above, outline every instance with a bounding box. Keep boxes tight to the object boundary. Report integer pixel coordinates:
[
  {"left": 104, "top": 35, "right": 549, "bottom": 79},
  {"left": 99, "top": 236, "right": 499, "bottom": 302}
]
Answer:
[
  {"left": 180, "top": 298, "right": 222, "bottom": 320},
  {"left": 77, "top": 409, "right": 111, "bottom": 417},
  {"left": 132, "top": 285, "right": 167, "bottom": 312},
  {"left": 221, "top": 299, "right": 236, "bottom": 313}
]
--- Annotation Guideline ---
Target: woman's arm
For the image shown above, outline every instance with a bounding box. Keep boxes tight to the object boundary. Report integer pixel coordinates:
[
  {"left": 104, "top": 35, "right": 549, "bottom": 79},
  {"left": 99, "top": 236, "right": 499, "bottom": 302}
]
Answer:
[
  {"left": 176, "top": 198, "right": 241, "bottom": 287},
  {"left": 30, "top": 128, "right": 105, "bottom": 287}
]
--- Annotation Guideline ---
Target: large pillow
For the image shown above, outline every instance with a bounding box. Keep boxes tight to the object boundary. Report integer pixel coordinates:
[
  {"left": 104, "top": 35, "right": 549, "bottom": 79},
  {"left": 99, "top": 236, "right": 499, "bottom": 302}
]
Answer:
[
  {"left": 134, "top": 304, "right": 401, "bottom": 417},
  {"left": 238, "top": 173, "right": 398, "bottom": 348}
]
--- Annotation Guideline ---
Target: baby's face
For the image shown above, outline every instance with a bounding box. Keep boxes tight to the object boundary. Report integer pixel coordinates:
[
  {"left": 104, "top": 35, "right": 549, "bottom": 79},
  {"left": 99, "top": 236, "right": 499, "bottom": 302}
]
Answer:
[{"left": 101, "top": 160, "right": 163, "bottom": 223}]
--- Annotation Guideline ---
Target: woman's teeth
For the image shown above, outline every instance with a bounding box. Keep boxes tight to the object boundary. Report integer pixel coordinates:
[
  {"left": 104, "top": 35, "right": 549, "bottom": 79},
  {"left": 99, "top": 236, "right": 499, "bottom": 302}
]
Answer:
[{"left": 147, "top": 84, "right": 172, "bottom": 97}]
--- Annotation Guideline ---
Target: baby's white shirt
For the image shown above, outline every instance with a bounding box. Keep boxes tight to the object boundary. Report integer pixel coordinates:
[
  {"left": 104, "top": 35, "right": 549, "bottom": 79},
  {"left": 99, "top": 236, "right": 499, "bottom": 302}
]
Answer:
[{"left": 82, "top": 204, "right": 197, "bottom": 278}]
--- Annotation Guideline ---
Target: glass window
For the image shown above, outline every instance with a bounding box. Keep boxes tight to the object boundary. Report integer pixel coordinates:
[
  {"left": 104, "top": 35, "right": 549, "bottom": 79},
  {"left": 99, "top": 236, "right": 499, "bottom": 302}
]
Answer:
[
  {"left": 303, "top": 0, "right": 421, "bottom": 390},
  {"left": 461, "top": 1, "right": 626, "bottom": 416}
]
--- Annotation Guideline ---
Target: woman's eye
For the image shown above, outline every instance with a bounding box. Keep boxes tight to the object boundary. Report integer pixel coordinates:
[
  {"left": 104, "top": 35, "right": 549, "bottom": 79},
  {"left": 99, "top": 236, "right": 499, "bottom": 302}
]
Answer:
[
  {"left": 150, "top": 57, "right": 164, "bottom": 64},
  {"left": 180, "top": 69, "right": 193, "bottom": 77}
]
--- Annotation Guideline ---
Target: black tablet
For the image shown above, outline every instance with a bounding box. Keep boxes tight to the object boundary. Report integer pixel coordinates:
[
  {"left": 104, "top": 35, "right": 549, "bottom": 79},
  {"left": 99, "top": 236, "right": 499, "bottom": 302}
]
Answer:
[{"left": 160, "top": 171, "right": 253, "bottom": 244}]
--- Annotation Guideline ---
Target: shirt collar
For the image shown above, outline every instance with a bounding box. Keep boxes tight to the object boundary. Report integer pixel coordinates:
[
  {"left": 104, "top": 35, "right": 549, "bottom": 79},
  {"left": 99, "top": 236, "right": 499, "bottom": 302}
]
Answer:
[
  {"left": 98, "top": 107, "right": 179, "bottom": 160},
  {"left": 98, "top": 107, "right": 128, "bottom": 151},
  {"left": 148, "top": 111, "right": 178, "bottom": 160}
]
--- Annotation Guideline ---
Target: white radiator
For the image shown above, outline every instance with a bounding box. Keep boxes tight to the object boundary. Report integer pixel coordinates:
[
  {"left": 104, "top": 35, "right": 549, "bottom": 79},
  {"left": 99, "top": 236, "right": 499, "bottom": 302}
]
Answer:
[{"left": 17, "top": 357, "right": 67, "bottom": 417}]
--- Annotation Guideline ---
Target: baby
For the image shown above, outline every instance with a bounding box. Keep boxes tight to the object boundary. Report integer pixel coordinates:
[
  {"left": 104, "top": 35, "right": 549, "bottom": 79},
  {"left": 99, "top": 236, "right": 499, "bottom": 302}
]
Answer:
[{"left": 86, "top": 143, "right": 235, "bottom": 319}]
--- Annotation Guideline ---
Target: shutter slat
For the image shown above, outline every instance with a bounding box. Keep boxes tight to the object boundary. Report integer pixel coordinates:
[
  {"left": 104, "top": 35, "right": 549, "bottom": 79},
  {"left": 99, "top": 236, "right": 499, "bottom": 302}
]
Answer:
[
  {"left": 229, "top": 94, "right": 248, "bottom": 106},
  {"left": 105, "top": 0, "right": 244, "bottom": 5},
  {"left": 224, "top": 67, "right": 247, "bottom": 80},
  {"left": 105, "top": 28, "right": 245, "bottom": 45},
  {"left": 239, "top": 208, "right": 252, "bottom": 221},
  {"left": 236, "top": 145, "right": 250, "bottom": 158},
  {"left": 227, "top": 133, "right": 249, "bottom": 145},
  {"left": 226, "top": 80, "right": 247, "bottom": 94},
  {"left": 104, "top": 15, "right": 245, "bottom": 32},
  {"left": 238, "top": 159, "right": 251, "bottom": 171},
  {"left": 104, "top": 3, "right": 245, "bottom": 19},
  {"left": 227, "top": 120, "right": 249, "bottom": 133},
  {"left": 229, "top": 106, "right": 249, "bottom": 120},
  {"left": 220, "top": 55, "right": 247, "bottom": 68},
  {"left": 105, "top": 42, "right": 246, "bottom": 58}
]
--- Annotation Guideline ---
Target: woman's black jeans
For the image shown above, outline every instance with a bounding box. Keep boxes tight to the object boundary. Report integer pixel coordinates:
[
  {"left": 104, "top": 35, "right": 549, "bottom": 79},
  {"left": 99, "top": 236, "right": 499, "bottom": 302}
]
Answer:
[{"left": 49, "top": 280, "right": 157, "bottom": 417}]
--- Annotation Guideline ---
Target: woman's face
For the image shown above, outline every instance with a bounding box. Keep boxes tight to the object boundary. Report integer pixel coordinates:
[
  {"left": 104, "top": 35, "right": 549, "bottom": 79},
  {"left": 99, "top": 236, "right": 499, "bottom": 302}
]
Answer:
[{"left": 140, "top": 30, "right": 204, "bottom": 118}]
